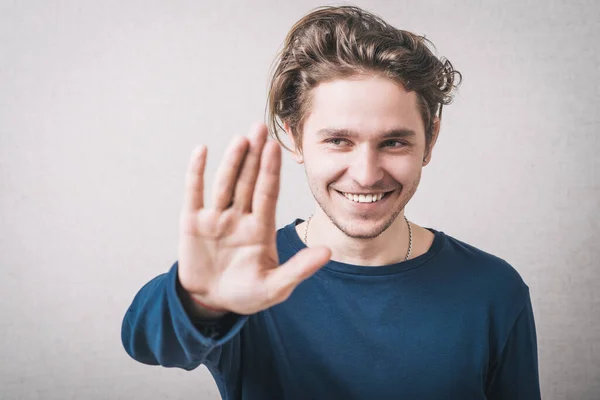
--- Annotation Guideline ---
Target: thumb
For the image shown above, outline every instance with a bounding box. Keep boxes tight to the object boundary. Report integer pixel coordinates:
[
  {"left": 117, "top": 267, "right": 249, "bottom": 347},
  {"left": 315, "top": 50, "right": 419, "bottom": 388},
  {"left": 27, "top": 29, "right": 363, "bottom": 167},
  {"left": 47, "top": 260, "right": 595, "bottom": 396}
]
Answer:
[{"left": 264, "top": 246, "right": 331, "bottom": 303}]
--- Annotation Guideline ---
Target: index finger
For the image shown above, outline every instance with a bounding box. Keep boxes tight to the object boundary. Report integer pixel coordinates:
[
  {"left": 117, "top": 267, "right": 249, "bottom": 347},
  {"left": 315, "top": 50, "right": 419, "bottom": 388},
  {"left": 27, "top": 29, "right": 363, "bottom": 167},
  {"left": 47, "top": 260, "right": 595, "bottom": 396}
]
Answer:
[{"left": 252, "top": 140, "right": 281, "bottom": 227}]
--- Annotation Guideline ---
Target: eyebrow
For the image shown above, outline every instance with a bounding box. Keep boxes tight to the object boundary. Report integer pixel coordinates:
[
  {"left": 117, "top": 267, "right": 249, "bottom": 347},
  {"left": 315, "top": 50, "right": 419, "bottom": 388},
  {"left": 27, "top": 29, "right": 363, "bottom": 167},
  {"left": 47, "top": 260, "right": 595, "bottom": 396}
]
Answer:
[{"left": 316, "top": 128, "right": 417, "bottom": 140}]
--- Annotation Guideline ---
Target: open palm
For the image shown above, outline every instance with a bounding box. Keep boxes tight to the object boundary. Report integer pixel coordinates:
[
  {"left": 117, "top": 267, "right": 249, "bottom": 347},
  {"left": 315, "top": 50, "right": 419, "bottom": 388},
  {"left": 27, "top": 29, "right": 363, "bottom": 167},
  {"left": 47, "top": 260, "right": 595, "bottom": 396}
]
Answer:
[{"left": 177, "top": 123, "right": 331, "bottom": 316}]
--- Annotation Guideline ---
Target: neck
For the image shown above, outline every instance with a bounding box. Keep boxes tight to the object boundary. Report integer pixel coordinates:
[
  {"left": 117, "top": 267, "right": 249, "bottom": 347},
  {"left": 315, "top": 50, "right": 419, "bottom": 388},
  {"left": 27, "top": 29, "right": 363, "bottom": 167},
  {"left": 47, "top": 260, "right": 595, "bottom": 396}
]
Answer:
[{"left": 301, "top": 210, "right": 413, "bottom": 267}]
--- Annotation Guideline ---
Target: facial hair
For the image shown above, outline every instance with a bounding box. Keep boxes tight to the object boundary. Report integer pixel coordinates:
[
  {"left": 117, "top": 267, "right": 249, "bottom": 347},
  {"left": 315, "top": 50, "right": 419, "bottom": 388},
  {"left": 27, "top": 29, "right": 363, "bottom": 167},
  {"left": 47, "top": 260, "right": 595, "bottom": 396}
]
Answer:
[{"left": 304, "top": 167, "right": 422, "bottom": 240}]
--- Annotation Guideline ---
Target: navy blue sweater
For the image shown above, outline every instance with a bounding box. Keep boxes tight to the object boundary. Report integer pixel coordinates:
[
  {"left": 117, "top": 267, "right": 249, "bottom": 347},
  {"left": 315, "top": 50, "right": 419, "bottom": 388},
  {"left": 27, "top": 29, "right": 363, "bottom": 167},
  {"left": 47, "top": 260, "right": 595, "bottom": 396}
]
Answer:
[{"left": 122, "top": 219, "right": 541, "bottom": 399}]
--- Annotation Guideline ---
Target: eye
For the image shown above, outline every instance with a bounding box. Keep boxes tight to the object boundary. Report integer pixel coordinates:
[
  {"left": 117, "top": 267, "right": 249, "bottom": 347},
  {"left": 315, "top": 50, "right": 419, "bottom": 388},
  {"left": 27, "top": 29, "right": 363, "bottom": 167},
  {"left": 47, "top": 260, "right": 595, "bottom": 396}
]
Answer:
[
  {"left": 382, "top": 140, "right": 407, "bottom": 148},
  {"left": 325, "top": 138, "right": 351, "bottom": 146}
]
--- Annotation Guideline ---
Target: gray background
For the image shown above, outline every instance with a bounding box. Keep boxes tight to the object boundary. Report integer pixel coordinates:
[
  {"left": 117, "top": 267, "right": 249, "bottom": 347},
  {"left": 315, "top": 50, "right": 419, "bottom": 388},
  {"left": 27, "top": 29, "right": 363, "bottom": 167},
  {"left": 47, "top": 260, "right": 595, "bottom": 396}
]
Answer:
[{"left": 1, "top": 0, "right": 598, "bottom": 399}]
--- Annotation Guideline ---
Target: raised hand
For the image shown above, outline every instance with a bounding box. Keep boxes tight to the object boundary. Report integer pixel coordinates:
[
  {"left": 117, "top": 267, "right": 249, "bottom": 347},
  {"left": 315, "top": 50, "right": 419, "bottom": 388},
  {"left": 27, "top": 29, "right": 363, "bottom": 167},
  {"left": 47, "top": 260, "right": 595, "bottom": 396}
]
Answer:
[{"left": 177, "top": 123, "right": 331, "bottom": 317}]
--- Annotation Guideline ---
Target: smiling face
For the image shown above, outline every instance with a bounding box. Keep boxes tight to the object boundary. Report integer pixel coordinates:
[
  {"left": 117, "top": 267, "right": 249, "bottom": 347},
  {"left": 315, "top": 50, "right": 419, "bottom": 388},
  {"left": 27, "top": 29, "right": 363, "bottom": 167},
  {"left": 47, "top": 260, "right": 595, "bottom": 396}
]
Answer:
[{"left": 287, "top": 74, "right": 439, "bottom": 240}]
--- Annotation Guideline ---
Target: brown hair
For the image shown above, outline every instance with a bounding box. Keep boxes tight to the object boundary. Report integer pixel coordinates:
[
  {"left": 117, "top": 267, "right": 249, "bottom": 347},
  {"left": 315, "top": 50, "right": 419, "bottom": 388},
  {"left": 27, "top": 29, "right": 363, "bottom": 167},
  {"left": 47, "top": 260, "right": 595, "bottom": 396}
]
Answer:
[{"left": 266, "top": 5, "right": 462, "bottom": 156}]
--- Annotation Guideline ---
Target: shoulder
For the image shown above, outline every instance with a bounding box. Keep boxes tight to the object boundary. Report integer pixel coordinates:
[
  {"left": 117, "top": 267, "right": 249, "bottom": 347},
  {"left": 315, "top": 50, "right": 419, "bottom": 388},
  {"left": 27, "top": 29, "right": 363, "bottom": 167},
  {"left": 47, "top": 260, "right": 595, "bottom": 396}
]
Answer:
[
  {"left": 436, "top": 230, "right": 530, "bottom": 305},
  {"left": 275, "top": 219, "right": 304, "bottom": 262}
]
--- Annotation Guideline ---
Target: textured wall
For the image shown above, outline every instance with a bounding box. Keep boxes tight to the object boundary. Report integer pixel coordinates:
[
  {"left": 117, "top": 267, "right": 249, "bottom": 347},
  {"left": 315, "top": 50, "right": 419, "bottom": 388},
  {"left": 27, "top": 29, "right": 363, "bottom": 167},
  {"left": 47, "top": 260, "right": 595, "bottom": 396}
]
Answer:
[{"left": 1, "top": 0, "right": 598, "bottom": 399}]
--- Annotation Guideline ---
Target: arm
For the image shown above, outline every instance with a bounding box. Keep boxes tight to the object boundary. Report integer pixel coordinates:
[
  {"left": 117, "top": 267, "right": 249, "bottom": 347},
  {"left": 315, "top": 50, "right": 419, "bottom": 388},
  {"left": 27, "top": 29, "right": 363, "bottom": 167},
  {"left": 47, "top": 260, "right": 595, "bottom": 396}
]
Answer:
[
  {"left": 485, "top": 290, "right": 542, "bottom": 399},
  {"left": 121, "top": 261, "right": 248, "bottom": 371},
  {"left": 121, "top": 125, "right": 330, "bottom": 373}
]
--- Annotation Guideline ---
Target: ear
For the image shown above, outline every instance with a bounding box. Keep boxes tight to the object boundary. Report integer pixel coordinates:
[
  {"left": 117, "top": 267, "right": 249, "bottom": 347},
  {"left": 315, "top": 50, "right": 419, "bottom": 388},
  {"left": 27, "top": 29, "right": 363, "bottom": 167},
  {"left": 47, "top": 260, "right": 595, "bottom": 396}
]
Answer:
[
  {"left": 423, "top": 117, "right": 440, "bottom": 167},
  {"left": 283, "top": 121, "right": 304, "bottom": 164}
]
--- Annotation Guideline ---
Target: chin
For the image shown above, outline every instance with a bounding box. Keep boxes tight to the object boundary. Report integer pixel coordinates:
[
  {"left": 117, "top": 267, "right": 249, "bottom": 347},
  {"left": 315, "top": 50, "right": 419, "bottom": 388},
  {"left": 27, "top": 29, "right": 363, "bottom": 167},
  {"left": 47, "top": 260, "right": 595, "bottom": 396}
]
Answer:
[
  {"left": 340, "top": 224, "right": 389, "bottom": 240},
  {"left": 322, "top": 200, "right": 404, "bottom": 240},
  {"left": 309, "top": 180, "right": 411, "bottom": 239}
]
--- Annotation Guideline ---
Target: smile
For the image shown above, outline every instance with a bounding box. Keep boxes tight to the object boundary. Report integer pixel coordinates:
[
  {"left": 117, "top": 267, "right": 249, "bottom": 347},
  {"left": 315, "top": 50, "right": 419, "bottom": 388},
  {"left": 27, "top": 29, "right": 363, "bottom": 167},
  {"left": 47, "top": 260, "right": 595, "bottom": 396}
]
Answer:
[{"left": 336, "top": 190, "right": 392, "bottom": 204}]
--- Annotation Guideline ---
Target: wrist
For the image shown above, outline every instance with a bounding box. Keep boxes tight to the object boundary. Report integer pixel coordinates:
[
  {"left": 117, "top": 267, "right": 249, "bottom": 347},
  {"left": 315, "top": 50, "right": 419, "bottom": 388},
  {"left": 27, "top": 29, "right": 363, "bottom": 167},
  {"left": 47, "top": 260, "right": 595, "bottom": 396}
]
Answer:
[
  {"left": 189, "top": 295, "right": 228, "bottom": 313},
  {"left": 175, "top": 277, "right": 228, "bottom": 318}
]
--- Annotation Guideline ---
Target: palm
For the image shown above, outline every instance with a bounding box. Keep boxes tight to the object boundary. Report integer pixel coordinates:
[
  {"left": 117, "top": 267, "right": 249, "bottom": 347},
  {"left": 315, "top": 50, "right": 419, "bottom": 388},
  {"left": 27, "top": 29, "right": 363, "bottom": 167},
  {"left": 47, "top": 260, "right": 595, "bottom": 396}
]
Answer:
[
  {"left": 180, "top": 210, "right": 278, "bottom": 314},
  {"left": 177, "top": 124, "right": 330, "bottom": 315}
]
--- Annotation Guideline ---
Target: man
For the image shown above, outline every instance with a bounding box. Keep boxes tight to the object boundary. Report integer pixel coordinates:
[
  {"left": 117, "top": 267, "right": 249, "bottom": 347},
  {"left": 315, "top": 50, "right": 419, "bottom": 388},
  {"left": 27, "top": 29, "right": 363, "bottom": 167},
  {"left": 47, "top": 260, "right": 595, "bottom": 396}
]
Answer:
[{"left": 121, "top": 5, "right": 541, "bottom": 399}]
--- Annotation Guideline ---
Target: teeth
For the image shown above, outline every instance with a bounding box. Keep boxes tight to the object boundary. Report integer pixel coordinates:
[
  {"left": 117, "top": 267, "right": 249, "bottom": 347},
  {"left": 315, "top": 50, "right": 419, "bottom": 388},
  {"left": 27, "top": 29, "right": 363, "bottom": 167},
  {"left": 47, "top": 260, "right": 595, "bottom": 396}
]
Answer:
[{"left": 342, "top": 192, "right": 385, "bottom": 203}]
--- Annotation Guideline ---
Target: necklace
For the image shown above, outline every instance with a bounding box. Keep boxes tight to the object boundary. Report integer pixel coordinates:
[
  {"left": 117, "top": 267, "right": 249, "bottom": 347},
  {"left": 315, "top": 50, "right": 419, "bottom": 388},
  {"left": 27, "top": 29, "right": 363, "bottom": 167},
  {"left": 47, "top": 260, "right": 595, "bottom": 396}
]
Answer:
[{"left": 303, "top": 214, "right": 413, "bottom": 261}]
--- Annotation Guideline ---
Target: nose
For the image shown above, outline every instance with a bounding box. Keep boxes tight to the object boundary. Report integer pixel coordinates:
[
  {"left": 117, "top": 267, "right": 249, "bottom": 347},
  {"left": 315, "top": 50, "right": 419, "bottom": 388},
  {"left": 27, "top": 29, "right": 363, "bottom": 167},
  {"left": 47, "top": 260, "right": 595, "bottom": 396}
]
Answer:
[{"left": 347, "top": 145, "right": 384, "bottom": 188}]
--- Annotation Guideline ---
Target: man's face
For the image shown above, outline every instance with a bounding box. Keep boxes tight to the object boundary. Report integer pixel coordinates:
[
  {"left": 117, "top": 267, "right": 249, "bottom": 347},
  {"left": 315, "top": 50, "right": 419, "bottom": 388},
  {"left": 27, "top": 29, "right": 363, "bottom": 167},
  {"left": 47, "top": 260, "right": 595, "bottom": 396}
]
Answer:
[{"left": 290, "top": 75, "right": 436, "bottom": 239}]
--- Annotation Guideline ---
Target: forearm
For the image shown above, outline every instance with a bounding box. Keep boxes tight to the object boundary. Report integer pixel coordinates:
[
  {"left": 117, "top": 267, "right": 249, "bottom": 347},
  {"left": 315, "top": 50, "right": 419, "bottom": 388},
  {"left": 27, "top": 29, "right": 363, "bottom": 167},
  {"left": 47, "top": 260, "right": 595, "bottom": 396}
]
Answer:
[{"left": 121, "top": 265, "right": 216, "bottom": 370}]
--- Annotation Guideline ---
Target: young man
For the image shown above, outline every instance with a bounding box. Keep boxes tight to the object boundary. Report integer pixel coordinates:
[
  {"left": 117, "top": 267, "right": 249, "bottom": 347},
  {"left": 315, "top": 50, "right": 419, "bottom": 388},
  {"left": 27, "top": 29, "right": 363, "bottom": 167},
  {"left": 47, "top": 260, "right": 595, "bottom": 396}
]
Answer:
[{"left": 121, "top": 6, "right": 541, "bottom": 399}]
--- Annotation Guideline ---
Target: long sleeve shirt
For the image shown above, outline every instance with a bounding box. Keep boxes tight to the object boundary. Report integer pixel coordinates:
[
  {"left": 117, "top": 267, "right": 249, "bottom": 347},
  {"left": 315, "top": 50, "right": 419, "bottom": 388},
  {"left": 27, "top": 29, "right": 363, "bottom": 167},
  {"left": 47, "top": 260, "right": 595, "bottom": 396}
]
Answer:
[{"left": 121, "top": 218, "right": 541, "bottom": 399}]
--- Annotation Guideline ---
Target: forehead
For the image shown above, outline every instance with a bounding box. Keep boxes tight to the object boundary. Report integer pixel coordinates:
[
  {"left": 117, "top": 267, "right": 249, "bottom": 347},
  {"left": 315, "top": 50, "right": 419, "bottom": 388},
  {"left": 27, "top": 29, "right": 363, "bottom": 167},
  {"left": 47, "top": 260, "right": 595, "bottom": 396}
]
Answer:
[{"left": 303, "top": 75, "right": 424, "bottom": 137}]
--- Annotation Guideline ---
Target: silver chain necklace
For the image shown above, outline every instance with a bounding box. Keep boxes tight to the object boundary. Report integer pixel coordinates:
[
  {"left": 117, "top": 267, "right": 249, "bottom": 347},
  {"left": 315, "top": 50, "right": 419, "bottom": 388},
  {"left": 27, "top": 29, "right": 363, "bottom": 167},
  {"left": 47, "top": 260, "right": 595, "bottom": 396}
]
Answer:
[{"left": 303, "top": 214, "right": 412, "bottom": 261}]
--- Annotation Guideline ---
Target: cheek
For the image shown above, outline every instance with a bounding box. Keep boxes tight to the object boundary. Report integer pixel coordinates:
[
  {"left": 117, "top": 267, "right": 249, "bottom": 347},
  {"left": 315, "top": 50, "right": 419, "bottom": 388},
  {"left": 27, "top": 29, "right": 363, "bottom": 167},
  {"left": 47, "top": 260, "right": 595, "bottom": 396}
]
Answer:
[
  {"left": 386, "top": 158, "right": 421, "bottom": 181},
  {"left": 305, "top": 154, "right": 341, "bottom": 179},
  {"left": 306, "top": 165, "right": 338, "bottom": 190}
]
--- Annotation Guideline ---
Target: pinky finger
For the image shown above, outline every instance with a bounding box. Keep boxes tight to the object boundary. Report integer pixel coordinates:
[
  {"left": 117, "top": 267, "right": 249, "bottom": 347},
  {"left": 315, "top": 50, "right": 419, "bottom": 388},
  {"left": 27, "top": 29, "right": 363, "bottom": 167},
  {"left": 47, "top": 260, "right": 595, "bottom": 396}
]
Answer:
[{"left": 183, "top": 145, "right": 208, "bottom": 212}]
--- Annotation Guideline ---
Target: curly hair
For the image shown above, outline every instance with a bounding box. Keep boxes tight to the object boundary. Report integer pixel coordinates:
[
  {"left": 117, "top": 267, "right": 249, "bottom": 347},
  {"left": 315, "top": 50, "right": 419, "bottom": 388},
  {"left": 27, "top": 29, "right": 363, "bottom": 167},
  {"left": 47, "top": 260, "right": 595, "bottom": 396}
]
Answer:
[{"left": 266, "top": 5, "right": 462, "bottom": 155}]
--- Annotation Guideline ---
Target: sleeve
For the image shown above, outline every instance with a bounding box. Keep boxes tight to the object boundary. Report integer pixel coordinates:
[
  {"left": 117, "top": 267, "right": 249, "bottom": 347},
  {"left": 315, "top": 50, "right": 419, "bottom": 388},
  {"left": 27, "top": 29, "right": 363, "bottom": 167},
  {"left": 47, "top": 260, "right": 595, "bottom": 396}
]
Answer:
[
  {"left": 485, "top": 290, "right": 541, "bottom": 399},
  {"left": 120, "top": 261, "right": 249, "bottom": 374}
]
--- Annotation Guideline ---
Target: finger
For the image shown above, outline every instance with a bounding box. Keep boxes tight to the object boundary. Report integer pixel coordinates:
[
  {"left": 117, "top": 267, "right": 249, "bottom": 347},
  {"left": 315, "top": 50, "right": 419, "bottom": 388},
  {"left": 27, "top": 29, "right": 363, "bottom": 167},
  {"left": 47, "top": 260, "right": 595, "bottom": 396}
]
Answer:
[
  {"left": 232, "top": 124, "right": 268, "bottom": 213},
  {"left": 182, "top": 145, "right": 208, "bottom": 212},
  {"left": 264, "top": 246, "right": 331, "bottom": 305},
  {"left": 212, "top": 135, "right": 250, "bottom": 210},
  {"left": 253, "top": 140, "right": 281, "bottom": 228}
]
